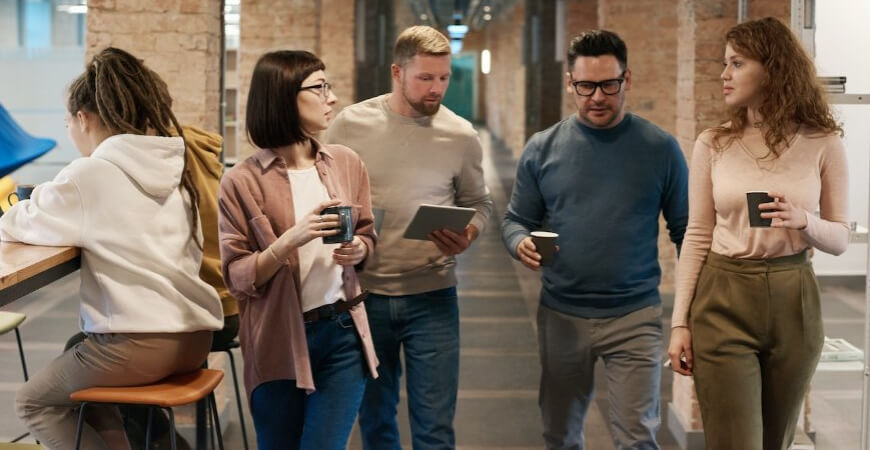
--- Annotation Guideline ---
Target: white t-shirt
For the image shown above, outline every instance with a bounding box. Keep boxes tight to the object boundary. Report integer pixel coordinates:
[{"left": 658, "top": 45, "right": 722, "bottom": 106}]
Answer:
[{"left": 288, "top": 166, "right": 346, "bottom": 312}]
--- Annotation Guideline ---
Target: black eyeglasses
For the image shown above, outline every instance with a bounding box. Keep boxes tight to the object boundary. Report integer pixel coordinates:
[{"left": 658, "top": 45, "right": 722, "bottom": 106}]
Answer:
[
  {"left": 299, "top": 82, "right": 332, "bottom": 101},
  {"left": 571, "top": 71, "right": 626, "bottom": 96}
]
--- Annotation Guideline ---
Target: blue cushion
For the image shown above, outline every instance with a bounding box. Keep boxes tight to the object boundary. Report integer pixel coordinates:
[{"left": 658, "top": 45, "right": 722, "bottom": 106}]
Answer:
[{"left": 0, "top": 102, "right": 56, "bottom": 178}]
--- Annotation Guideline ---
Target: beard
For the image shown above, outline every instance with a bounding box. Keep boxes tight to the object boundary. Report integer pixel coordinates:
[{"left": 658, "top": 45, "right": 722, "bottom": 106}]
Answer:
[{"left": 402, "top": 85, "right": 441, "bottom": 116}]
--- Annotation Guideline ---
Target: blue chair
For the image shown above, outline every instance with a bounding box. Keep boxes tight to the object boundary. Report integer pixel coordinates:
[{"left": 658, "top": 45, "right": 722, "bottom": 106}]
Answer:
[{"left": 0, "top": 102, "right": 56, "bottom": 178}]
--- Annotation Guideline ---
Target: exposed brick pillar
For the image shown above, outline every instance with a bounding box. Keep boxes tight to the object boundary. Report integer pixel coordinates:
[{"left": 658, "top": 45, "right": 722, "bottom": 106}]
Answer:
[
  {"left": 320, "top": 0, "right": 356, "bottom": 111},
  {"left": 600, "top": 0, "right": 679, "bottom": 135},
  {"left": 524, "top": 0, "right": 562, "bottom": 139},
  {"left": 86, "top": 0, "right": 223, "bottom": 132},
  {"left": 561, "top": 0, "right": 599, "bottom": 118},
  {"left": 484, "top": 1, "right": 526, "bottom": 157}
]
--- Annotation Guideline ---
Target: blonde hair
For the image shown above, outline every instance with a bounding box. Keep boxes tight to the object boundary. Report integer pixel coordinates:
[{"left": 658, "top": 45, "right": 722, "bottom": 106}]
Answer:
[{"left": 393, "top": 26, "right": 450, "bottom": 66}]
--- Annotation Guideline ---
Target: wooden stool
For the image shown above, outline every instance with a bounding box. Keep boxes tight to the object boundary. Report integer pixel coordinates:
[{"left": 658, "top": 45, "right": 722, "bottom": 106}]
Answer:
[
  {"left": 0, "top": 443, "right": 43, "bottom": 449},
  {"left": 0, "top": 311, "right": 32, "bottom": 444},
  {"left": 70, "top": 369, "right": 225, "bottom": 450}
]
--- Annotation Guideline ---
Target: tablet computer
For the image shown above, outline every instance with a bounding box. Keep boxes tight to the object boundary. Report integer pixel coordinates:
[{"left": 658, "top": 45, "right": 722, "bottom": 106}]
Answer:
[{"left": 402, "top": 204, "right": 476, "bottom": 240}]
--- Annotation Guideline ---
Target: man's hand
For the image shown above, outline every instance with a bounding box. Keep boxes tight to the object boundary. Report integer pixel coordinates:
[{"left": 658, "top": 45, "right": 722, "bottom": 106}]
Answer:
[
  {"left": 516, "top": 237, "right": 542, "bottom": 270},
  {"left": 429, "top": 224, "right": 479, "bottom": 256}
]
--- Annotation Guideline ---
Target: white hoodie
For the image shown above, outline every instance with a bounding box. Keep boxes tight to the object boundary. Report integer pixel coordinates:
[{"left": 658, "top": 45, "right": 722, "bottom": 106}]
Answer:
[{"left": 0, "top": 134, "right": 223, "bottom": 333}]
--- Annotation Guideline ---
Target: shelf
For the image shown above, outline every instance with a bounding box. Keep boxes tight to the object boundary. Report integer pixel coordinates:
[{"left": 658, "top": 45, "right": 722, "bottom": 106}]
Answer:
[
  {"left": 828, "top": 94, "right": 870, "bottom": 104},
  {"left": 850, "top": 225, "right": 868, "bottom": 243}
]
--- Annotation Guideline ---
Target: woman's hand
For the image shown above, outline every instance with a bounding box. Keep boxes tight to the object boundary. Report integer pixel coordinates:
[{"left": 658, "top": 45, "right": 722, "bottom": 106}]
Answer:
[
  {"left": 760, "top": 192, "right": 808, "bottom": 230},
  {"left": 333, "top": 236, "right": 368, "bottom": 266},
  {"left": 667, "top": 326, "right": 694, "bottom": 376},
  {"left": 276, "top": 199, "right": 342, "bottom": 255}
]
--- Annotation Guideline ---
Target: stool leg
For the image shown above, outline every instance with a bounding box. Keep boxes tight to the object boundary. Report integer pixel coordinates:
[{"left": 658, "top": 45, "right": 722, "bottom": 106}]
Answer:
[
  {"left": 224, "top": 349, "right": 249, "bottom": 450},
  {"left": 167, "top": 407, "right": 178, "bottom": 450},
  {"left": 14, "top": 327, "right": 29, "bottom": 381},
  {"left": 208, "top": 393, "right": 225, "bottom": 450},
  {"left": 74, "top": 402, "right": 88, "bottom": 450},
  {"left": 145, "top": 406, "right": 154, "bottom": 449}
]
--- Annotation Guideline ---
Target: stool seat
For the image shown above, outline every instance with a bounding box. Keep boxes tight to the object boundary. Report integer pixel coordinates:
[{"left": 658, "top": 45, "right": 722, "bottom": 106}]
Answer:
[
  {"left": 0, "top": 311, "right": 25, "bottom": 335},
  {"left": 70, "top": 369, "right": 224, "bottom": 408},
  {"left": 0, "top": 443, "right": 44, "bottom": 449}
]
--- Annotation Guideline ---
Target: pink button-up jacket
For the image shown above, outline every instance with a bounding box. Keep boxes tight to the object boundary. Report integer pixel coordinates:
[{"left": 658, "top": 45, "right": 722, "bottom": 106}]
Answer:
[{"left": 218, "top": 140, "right": 378, "bottom": 397}]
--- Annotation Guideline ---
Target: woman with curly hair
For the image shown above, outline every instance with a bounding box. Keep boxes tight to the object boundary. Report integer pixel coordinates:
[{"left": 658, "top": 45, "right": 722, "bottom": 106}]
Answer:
[{"left": 667, "top": 17, "right": 848, "bottom": 450}]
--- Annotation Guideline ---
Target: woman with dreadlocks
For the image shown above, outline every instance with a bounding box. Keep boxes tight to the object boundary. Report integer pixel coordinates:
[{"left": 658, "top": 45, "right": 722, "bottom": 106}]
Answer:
[{"left": 0, "top": 47, "right": 223, "bottom": 450}]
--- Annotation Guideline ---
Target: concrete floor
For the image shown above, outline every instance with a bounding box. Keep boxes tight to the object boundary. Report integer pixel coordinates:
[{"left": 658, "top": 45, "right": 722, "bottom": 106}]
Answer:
[{"left": 0, "top": 128, "right": 864, "bottom": 449}]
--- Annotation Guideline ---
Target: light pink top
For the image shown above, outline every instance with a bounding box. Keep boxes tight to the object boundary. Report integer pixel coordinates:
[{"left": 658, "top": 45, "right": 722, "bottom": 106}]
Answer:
[{"left": 671, "top": 127, "right": 849, "bottom": 327}]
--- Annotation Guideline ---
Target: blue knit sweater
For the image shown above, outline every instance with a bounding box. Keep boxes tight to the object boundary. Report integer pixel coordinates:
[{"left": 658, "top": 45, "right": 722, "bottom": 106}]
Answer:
[{"left": 502, "top": 113, "right": 689, "bottom": 318}]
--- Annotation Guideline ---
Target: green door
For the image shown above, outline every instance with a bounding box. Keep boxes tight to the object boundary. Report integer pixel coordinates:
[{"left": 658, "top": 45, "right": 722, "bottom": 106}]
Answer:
[{"left": 443, "top": 53, "right": 476, "bottom": 121}]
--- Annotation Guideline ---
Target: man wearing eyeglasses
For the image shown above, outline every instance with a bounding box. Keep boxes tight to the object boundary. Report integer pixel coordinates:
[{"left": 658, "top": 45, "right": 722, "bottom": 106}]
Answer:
[{"left": 501, "top": 30, "right": 688, "bottom": 450}]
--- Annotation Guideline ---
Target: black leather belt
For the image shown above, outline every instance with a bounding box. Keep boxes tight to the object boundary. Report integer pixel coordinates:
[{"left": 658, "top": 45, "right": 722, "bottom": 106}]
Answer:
[{"left": 303, "top": 291, "right": 369, "bottom": 324}]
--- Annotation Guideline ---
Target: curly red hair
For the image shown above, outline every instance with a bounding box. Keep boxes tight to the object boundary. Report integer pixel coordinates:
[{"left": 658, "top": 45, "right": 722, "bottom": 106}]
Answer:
[{"left": 711, "top": 17, "right": 842, "bottom": 156}]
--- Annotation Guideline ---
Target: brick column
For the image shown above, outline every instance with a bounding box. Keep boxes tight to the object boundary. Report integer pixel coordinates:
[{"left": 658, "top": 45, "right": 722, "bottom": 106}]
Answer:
[
  {"left": 600, "top": 0, "right": 679, "bottom": 135},
  {"left": 238, "top": 0, "right": 318, "bottom": 157},
  {"left": 86, "top": 0, "right": 222, "bottom": 132},
  {"left": 484, "top": 1, "right": 526, "bottom": 157},
  {"left": 320, "top": 0, "right": 356, "bottom": 111},
  {"left": 561, "top": 0, "right": 599, "bottom": 118}
]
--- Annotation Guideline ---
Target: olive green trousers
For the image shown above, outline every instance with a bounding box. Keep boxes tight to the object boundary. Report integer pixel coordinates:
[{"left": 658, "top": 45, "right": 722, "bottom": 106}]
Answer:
[{"left": 690, "top": 250, "right": 823, "bottom": 450}]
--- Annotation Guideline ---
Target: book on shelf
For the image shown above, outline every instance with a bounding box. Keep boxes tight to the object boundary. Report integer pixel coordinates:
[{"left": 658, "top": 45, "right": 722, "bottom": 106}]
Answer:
[
  {"left": 820, "top": 337, "right": 863, "bottom": 362},
  {"left": 818, "top": 76, "right": 847, "bottom": 85}
]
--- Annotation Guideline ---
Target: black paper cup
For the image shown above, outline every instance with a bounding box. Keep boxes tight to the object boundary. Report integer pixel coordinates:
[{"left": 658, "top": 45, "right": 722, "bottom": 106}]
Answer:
[
  {"left": 531, "top": 231, "right": 558, "bottom": 266},
  {"left": 746, "top": 191, "right": 774, "bottom": 227},
  {"left": 321, "top": 205, "right": 353, "bottom": 244}
]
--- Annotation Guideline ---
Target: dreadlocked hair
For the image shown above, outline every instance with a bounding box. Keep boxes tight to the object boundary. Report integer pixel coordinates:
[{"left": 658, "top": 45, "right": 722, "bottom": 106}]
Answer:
[
  {"left": 67, "top": 47, "right": 201, "bottom": 249},
  {"left": 710, "top": 17, "right": 842, "bottom": 156}
]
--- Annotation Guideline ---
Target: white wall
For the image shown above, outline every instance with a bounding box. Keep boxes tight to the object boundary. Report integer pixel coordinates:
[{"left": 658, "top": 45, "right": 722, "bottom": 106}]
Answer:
[{"left": 811, "top": 0, "right": 870, "bottom": 275}]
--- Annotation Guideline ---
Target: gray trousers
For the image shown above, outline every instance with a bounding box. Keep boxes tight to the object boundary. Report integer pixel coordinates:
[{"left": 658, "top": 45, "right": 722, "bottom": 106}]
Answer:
[
  {"left": 16, "top": 330, "right": 212, "bottom": 450},
  {"left": 537, "top": 304, "right": 663, "bottom": 450}
]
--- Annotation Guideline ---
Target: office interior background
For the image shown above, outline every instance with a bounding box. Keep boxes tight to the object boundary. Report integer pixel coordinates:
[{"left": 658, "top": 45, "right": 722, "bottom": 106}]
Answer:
[{"left": 1, "top": 0, "right": 870, "bottom": 449}]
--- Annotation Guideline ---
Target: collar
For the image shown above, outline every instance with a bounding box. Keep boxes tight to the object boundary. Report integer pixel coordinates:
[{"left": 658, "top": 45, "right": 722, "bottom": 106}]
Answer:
[{"left": 253, "top": 137, "right": 334, "bottom": 170}]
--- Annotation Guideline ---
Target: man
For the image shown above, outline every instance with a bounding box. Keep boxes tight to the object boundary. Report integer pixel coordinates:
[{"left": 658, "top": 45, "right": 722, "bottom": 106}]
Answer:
[
  {"left": 325, "top": 25, "right": 493, "bottom": 450},
  {"left": 501, "top": 30, "right": 688, "bottom": 450}
]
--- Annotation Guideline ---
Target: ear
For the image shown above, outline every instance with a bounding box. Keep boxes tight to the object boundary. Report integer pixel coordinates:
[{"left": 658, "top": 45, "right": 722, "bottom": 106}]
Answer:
[
  {"left": 623, "top": 68, "right": 632, "bottom": 92},
  {"left": 565, "top": 71, "right": 574, "bottom": 94},
  {"left": 75, "top": 110, "right": 90, "bottom": 133},
  {"left": 390, "top": 63, "right": 402, "bottom": 83}
]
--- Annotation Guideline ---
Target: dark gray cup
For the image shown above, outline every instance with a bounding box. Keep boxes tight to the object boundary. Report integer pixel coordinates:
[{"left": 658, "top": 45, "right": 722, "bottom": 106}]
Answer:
[
  {"left": 8, "top": 184, "right": 35, "bottom": 205},
  {"left": 746, "top": 191, "right": 774, "bottom": 227},
  {"left": 531, "top": 231, "right": 558, "bottom": 266},
  {"left": 321, "top": 205, "right": 353, "bottom": 244}
]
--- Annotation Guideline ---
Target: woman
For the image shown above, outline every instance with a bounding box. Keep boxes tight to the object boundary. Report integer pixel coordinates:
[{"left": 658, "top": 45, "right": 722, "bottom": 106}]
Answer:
[
  {"left": 218, "top": 50, "right": 378, "bottom": 450},
  {"left": 667, "top": 17, "right": 848, "bottom": 450},
  {"left": 0, "top": 47, "right": 223, "bottom": 450}
]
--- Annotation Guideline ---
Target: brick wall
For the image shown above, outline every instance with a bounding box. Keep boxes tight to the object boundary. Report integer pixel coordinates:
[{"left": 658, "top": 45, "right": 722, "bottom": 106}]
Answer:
[
  {"left": 600, "top": 0, "right": 679, "bottom": 135},
  {"left": 238, "top": 0, "right": 355, "bottom": 158},
  {"left": 561, "top": 0, "right": 599, "bottom": 118},
  {"left": 86, "top": 0, "right": 222, "bottom": 132},
  {"left": 483, "top": 2, "right": 526, "bottom": 157}
]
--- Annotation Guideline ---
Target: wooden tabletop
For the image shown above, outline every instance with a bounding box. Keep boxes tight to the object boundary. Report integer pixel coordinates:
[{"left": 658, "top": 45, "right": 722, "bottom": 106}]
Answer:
[{"left": 0, "top": 242, "right": 81, "bottom": 307}]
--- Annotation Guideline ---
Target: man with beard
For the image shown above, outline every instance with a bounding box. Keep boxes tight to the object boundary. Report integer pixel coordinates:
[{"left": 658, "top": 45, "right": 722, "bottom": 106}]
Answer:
[
  {"left": 325, "top": 25, "right": 493, "bottom": 450},
  {"left": 501, "top": 30, "right": 688, "bottom": 450}
]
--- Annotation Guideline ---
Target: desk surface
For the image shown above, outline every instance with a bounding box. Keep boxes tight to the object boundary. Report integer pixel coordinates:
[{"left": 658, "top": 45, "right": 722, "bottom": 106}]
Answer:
[{"left": 0, "top": 242, "right": 80, "bottom": 307}]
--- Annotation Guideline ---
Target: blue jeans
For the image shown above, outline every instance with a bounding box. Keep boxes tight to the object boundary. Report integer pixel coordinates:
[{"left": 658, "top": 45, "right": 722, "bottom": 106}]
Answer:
[
  {"left": 249, "top": 311, "right": 367, "bottom": 450},
  {"left": 359, "top": 287, "right": 460, "bottom": 450}
]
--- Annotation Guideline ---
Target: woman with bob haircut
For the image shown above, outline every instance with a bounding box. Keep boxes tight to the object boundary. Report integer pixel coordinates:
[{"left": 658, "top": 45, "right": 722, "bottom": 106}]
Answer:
[
  {"left": 0, "top": 47, "right": 223, "bottom": 450},
  {"left": 218, "top": 50, "right": 378, "bottom": 450},
  {"left": 667, "top": 17, "right": 848, "bottom": 450}
]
